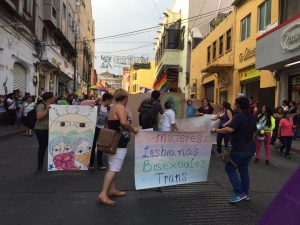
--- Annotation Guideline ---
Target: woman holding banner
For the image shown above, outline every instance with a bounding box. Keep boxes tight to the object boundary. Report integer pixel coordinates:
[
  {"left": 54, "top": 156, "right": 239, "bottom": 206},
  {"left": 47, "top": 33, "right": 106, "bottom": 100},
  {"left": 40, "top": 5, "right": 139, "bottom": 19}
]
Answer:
[
  {"left": 211, "top": 97, "right": 257, "bottom": 203},
  {"left": 97, "top": 89, "right": 138, "bottom": 206},
  {"left": 35, "top": 92, "right": 56, "bottom": 173}
]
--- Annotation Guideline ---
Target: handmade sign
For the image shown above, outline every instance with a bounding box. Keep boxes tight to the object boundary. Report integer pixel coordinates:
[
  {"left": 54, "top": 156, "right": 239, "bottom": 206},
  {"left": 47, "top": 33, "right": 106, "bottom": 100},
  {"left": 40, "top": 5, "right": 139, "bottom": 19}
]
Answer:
[
  {"left": 177, "top": 115, "right": 216, "bottom": 132},
  {"left": 135, "top": 131, "right": 213, "bottom": 190},
  {"left": 48, "top": 105, "right": 97, "bottom": 171}
]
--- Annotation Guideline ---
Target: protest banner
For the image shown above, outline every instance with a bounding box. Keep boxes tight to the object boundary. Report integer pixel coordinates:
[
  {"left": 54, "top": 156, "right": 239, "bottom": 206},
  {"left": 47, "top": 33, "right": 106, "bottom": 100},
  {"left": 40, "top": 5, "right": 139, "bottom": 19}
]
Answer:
[
  {"left": 135, "top": 130, "right": 214, "bottom": 190},
  {"left": 48, "top": 105, "right": 97, "bottom": 171}
]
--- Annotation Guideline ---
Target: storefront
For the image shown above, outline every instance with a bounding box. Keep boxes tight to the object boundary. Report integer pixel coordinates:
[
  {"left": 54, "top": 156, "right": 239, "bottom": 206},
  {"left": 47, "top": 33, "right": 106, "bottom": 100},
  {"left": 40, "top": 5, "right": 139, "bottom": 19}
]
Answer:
[
  {"left": 256, "top": 14, "right": 300, "bottom": 104},
  {"left": 240, "top": 67, "right": 260, "bottom": 102}
]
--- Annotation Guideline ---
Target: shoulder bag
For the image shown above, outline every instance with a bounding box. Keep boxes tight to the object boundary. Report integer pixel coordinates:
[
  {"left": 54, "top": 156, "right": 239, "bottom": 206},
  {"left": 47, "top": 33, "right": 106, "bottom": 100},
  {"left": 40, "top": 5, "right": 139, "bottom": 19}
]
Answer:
[{"left": 97, "top": 128, "right": 121, "bottom": 154}]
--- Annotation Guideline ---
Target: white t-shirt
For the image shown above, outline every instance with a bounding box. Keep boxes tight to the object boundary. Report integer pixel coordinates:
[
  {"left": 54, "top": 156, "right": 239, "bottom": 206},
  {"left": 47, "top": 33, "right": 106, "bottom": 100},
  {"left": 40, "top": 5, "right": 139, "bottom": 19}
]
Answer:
[
  {"left": 96, "top": 105, "right": 109, "bottom": 128},
  {"left": 23, "top": 102, "right": 36, "bottom": 116},
  {"left": 7, "top": 98, "right": 16, "bottom": 110},
  {"left": 159, "top": 109, "right": 176, "bottom": 131}
]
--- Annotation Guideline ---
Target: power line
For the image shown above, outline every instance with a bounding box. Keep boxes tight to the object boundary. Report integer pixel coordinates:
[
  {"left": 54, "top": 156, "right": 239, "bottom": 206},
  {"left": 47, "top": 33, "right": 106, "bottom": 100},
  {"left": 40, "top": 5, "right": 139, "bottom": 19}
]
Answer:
[
  {"left": 43, "top": 5, "right": 233, "bottom": 47},
  {"left": 152, "top": 0, "right": 162, "bottom": 18},
  {"left": 78, "top": 44, "right": 153, "bottom": 54}
]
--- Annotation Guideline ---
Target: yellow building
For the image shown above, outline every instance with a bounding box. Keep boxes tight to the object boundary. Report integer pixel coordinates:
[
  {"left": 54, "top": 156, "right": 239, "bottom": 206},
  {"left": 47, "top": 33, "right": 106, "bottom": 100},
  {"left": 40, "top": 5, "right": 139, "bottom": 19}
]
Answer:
[
  {"left": 129, "top": 61, "right": 156, "bottom": 94},
  {"left": 234, "top": 0, "right": 279, "bottom": 107},
  {"left": 190, "top": 0, "right": 280, "bottom": 108},
  {"left": 190, "top": 10, "right": 237, "bottom": 104}
]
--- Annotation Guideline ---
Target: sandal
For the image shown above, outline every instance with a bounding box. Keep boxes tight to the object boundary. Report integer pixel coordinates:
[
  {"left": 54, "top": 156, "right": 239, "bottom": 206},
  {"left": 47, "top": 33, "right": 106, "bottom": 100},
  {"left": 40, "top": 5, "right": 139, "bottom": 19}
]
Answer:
[
  {"left": 96, "top": 196, "right": 116, "bottom": 206},
  {"left": 109, "top": 191, "right": 126, "bottom": 198}
]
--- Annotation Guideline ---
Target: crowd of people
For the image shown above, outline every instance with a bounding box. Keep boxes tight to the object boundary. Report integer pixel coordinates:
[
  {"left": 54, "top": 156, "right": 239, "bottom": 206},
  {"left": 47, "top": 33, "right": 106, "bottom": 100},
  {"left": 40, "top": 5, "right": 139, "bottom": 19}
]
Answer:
[{"left": 0, "top": 89, "right": 298, "bottom": 205}]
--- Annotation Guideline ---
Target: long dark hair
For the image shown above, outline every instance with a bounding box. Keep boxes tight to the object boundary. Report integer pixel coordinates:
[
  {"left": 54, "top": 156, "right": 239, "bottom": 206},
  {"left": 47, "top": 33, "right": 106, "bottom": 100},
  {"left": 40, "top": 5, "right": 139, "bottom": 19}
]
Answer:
[
  {"left": 257, "top": 105, "right": 272, "bottom": 128},
  {"left": 202, "top": 98, "right": 212, "bottom": 109},
  {"left": 222, "top": 101, "right": 232, "bottom": 110}
]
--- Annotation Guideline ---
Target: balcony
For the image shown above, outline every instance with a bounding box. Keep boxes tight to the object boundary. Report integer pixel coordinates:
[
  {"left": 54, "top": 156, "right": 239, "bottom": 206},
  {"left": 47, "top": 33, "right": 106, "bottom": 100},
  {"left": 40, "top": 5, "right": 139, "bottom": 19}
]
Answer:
[
  {"left": 43, "top": 1, "right": 58, "bottom": 29},
  {"left": 155, "top": 49, "right": 180, "bottom": 76},
  {"left": 42, "top": 45, "right": 74, "bottom": 80}
]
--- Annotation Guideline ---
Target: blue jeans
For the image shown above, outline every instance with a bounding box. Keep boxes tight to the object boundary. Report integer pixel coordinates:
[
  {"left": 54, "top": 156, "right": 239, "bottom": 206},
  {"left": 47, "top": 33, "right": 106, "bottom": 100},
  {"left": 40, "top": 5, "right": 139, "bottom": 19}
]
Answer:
[{"left": 225, "top": 148, "right": 255, "bottom": 195}]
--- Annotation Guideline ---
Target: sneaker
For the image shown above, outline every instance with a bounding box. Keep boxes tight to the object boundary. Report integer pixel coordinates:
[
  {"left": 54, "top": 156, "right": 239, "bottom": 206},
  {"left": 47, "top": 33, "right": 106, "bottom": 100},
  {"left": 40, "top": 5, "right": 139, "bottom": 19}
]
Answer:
[
  {"left": 254, "top": 158, "right": 259, "bottom": 163},
  {"left": 216, "top": 153, "right": 222, "bottom": 157},
  {"left": 245, "top": 195, "right": 251, "bottom": 201},
  {"left": 285, "top": 154, "right": 291, "bottom": 159},
  {"left": 229, "top": 193, "right": 247, "bottom": 203},
  {"left": 97, "top": 165, "right": 106, "bottom": 170}
]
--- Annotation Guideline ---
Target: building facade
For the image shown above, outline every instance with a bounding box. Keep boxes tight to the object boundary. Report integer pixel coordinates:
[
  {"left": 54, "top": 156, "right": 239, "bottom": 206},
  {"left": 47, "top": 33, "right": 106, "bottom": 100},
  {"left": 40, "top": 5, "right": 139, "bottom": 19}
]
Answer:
[
  {"left": 154, "top": 0, "right": 234, "bottom": 98},
  {"left": 190, "top": 0, "right": 279, "bottom": 108},
  {"left": 129, "top": 61, "right": 156, "bottom": 94},
  {"left": 77, "top": 0, "right": 95, "bottom": 94},
  {"left": 190, "top": 11, "right": 236, "bottom": 104},
  {"left": 0, "top": 0, "right": 39, "bottom": 96},
  {"left": 234, "top": 0, "right": 279, "bottom": 108},
  {"left": 122, "top": 67, "right": 130, "bottom": 92},
  {"left": 256, "top": 0, "right": 300, "bottom": 105},
  {"left": 0, "top": 0, "right": 94, "bottom": 97},
  {"left": 98, "top": 72, "right": 122, "bottom": 91}
]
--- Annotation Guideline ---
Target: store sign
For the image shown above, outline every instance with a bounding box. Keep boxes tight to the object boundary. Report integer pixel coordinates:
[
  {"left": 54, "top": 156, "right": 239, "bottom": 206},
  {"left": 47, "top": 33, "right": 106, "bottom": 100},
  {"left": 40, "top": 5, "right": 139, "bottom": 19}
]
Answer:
[
  {"left": 239, "top": 47, "right": 256, "bottom": 63},
  {"left": 281, "top": 22, "right": 300, "bottom": 51},
  {"left": 240, "top": 67, "right": 260, "bottom": 81}
]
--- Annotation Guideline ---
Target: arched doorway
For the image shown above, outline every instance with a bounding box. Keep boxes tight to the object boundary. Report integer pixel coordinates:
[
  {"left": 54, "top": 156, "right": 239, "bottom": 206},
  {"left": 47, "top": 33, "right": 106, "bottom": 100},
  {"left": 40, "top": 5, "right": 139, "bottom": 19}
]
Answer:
[{"left": 13, "top": 63, "right": 27, "bottom": 93}]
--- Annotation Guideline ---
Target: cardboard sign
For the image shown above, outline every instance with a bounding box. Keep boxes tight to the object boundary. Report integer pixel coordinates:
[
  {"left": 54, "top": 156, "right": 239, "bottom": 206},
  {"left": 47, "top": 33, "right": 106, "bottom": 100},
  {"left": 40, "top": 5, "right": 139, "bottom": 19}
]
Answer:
[
  {"left": 48, "top": 105, "right": 97, "bottom": 171},
  {"left": 135, "top": 131, "right": 213, "bottom": 190}
]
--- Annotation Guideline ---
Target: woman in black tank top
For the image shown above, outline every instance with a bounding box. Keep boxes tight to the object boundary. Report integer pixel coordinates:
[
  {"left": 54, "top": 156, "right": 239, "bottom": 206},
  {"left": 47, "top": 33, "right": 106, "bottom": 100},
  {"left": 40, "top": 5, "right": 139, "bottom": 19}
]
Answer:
[{"left": 97, "top": 89, "right": 138, "bottom": 206}]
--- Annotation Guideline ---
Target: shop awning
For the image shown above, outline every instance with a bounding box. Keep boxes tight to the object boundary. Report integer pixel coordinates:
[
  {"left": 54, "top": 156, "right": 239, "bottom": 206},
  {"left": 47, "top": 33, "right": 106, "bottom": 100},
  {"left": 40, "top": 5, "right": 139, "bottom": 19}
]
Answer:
[{"left": 201, "top": 64, "right": 233, "bottom": 74}]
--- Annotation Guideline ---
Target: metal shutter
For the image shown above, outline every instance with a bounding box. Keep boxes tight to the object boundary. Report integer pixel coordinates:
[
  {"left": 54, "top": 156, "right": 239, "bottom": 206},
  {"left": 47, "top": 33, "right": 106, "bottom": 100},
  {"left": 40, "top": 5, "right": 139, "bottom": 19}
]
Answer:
[{"left": 13, "top": 63, "right": 26, "bottom": 93}]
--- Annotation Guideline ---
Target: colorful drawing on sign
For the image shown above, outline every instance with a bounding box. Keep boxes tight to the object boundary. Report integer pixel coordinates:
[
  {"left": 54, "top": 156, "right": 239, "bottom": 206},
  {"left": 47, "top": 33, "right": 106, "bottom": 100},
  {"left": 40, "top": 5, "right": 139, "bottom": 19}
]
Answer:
[
  {"left": 160, "top": 93, "right": 184, "bottom": 119},
  {"left": 135, "top": 131, "right": 213, "bottom": 190},
  {"left": 48, "top": 105, "right": 97, "bottom": 171}
]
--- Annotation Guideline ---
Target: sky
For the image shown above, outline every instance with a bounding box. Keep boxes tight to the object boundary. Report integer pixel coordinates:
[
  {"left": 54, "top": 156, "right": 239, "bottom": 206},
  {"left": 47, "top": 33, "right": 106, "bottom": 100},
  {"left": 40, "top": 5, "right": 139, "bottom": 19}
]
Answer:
[{"left": 91, "top": 0, "right": 173, "bottom": 75}]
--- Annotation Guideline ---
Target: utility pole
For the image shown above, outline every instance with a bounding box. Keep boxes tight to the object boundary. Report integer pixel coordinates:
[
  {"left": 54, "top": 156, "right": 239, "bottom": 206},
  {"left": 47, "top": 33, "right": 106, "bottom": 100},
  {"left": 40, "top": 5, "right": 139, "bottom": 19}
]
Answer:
[{"left": 73, "top": 35, "right": 77, "bottom": 93}]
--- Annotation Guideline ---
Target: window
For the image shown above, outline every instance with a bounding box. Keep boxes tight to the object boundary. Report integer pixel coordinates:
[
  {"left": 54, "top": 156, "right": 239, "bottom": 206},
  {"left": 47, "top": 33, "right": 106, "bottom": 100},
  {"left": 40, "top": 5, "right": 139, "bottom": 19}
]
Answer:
[
  {"left": 212, "top": 41, "right": 217, "bottom": 59},
  {"left": 226, "top": 29, "right": 232, "bottom": 50},
  {"left": 207, "top": 46, "right": 211, "bottom": 64},
  {"left": 23, "top": 0, "right": 32, "bottom": 15},
  {"left": 68, "top": 13, "right": 73, "bottom": 27},
  {"left": 219, "top": 35, "right": 224, "bottom": 55},
  {"left": 52, "top": 7, "right": 57, "bottom": 19},
  {"left": 241, "top": 14, "right": 251, "bottom": 41},
  {"left": 258, "top": 0, "right": 271, "bottom": 31}
]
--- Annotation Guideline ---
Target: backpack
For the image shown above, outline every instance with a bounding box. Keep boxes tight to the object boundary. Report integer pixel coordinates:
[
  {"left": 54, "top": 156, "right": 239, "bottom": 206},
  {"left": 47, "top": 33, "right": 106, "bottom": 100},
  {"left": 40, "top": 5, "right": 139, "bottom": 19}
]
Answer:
[
  {"left": 139, "top": 99, "right": 156, "bottom": 129},
  {"left": 27, "top": 103, "right": 46, "bottom": 129}
]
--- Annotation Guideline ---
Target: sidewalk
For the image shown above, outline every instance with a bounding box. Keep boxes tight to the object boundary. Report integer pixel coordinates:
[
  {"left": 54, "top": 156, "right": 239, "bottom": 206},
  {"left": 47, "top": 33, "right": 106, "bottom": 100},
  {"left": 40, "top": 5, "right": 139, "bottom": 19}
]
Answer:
[{"left": 0, "top": 125, "right": 23, "bottom": 140}]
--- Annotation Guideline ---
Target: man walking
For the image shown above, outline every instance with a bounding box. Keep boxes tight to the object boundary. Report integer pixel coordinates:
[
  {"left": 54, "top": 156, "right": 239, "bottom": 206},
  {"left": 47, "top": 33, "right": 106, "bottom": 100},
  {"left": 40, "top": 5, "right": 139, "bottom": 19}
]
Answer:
[{"left": 138, "top": 90, "right": 163, "bottom": 131}]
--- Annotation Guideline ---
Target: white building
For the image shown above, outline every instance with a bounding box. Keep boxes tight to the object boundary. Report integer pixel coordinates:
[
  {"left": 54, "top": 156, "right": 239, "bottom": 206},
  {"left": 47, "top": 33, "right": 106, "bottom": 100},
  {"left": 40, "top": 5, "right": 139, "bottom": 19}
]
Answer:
[
  {"left": 154, "top": 0, "right": 234, "bottom": 98},
  {"left": 0, "top": 1, "right": 38, "bottom": 96}
]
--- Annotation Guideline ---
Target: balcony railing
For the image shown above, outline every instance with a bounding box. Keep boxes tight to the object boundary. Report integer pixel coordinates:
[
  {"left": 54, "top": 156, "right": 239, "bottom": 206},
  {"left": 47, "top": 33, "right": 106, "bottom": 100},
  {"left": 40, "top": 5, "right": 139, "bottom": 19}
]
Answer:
[{"left": 42, "top": 45, "right": 74, "bottom": 79}]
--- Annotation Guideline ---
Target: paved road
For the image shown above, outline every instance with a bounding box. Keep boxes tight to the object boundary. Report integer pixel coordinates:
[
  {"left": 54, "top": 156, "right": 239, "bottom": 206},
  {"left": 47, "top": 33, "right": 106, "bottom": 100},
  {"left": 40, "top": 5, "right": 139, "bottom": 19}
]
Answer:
[{"left": 0, "top": 133, "right": 299, "bottom": 225}]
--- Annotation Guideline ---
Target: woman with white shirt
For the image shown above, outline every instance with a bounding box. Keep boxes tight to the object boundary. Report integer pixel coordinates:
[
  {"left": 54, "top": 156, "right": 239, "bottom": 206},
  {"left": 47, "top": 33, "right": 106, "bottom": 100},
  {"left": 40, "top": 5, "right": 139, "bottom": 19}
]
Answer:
[
  {"left": 159, "top": 100, "right": 179, "bottom": 132},
  {"left": 21, "top": 96, "right": 36, "bottom": 136},
  {"left": 89, "top": 93, "right": 114, "bottom": 170}
]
